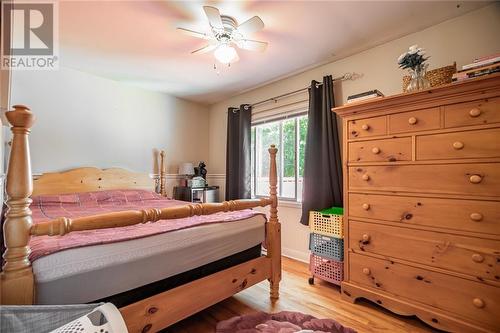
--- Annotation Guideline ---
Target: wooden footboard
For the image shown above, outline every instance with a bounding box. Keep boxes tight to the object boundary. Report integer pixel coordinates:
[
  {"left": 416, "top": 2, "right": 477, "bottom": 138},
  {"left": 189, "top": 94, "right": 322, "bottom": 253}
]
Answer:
[
  {"left": 121, "top": 256, "right": 271, "bottom": 332},
  {"left": 0, "top": 104, "right": 281, "bottom": 331}
]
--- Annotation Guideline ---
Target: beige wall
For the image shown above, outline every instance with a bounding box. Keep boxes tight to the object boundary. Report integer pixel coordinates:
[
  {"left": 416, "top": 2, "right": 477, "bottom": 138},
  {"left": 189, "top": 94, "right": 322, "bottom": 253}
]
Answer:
[
  {"left": 0, "top": 67, "right": 9, "bottom": 172},
  {"left": 10, "top": 67, "right": 210, "bottom": 184},
  {"left": 207, "top": 4, "right": 500, "bottom": 262},
  {"left": 0, "top": 58, "right": 10, "bottom": 207},
  {"left": 0, "top": 69, "right": 10, "bottom": 113},
  {"left": 0, "top": 38, "right": 11, "bottom": 174}
]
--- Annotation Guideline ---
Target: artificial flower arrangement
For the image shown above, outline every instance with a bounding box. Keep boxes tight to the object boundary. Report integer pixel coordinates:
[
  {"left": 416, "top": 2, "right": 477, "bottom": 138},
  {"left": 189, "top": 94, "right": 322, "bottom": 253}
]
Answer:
[
  {"left": 397, "top": 44, "right": 429, "bottom": 70},
  {"left": 397, "top": 45, "right": 431, "bottom": 92}
]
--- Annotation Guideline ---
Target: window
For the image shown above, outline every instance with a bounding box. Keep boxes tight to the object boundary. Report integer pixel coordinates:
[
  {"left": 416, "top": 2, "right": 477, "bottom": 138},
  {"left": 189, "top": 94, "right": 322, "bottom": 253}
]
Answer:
[{"left": 251, "top": 114, "right": 308, "bottom": 201}]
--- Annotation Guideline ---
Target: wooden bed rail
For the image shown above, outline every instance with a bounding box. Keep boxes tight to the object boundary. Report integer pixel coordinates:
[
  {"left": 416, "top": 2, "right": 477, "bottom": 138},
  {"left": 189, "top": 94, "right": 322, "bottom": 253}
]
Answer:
[
  {"left": 1, "top": 104, "right": 281, "bottom": 307},
  {"left": 30, "top": 198, "right": 273, "bottom": 236}
]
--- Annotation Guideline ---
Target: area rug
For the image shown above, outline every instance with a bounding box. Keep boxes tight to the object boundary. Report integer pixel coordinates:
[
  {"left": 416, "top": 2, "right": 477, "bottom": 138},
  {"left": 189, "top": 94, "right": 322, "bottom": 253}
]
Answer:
[{"left": 216, "top": 311, "right": 357, "bottom": 333}]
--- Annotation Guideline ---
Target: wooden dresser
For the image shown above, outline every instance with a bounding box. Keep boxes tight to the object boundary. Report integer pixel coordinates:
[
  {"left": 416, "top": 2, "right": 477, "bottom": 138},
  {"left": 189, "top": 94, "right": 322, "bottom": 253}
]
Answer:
[{"left": 333, "top": 74, "right": 500, "bottom": 333}]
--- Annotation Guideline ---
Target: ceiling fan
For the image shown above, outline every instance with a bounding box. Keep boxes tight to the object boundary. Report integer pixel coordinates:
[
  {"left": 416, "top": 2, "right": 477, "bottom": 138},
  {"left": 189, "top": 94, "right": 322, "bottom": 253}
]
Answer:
[{"left": 177, "top": 6, "right": 268, "bottom": 64}]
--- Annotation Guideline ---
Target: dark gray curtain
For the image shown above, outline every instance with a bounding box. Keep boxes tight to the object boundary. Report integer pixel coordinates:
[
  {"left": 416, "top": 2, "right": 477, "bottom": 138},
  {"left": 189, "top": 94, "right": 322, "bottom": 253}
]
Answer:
[
  {"left": 300, "top": 75, "right": 343, "bottom": 225},
  {"left": 225, "top": 104, "right": 252, "bottom": 200}
]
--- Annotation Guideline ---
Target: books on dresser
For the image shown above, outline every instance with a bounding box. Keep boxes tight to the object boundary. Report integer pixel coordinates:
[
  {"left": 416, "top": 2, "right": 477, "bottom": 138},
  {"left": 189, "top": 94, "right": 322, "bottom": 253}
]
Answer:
[
  {"left": 462, "top": 53, "right": 500, "bottom": 70},
  {"left": 453, "top": 63, "right": 500, "bottom": 82},
  {"left": 347, "top": 90, "right": 384, "bottom": 104},
  {"left": 453, "top": 53, "right": 500, "bottom": 82}
]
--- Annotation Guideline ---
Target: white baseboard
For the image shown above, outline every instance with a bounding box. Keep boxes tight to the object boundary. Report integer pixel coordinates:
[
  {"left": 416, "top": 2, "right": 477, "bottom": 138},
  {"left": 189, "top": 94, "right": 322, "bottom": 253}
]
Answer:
[{"left": 282, "top": 247, "right": 309, "bottom": 263}]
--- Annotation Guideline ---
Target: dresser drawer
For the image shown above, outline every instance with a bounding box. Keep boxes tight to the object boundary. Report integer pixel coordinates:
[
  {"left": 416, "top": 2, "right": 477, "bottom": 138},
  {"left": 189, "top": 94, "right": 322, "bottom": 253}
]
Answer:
[
  {"left": 416, "top": 128, "right": 500, "bottom": 160},
  {"left": 349, "top": 220, "right": 500, "bottom": 281},
  {"left": 348, "top": 137, "right": 412, "bottom": 163},
  {"left": 349, "top": 253, "right": 500, "bottom": 329},
  {"left": 348, "top": 116, "right": 386, "bottom": 139},
  {"left": 349, "top": 163, "right": 500, "bottom": 196},
  {"left": 388, "top": 107, "right": 440, "bottom": 134},
  {"left": 444, "top": 97, "right": 500, "bottom": 128},
  {"left": 349, "top": 193, "right": 500, "bottom": 235}
]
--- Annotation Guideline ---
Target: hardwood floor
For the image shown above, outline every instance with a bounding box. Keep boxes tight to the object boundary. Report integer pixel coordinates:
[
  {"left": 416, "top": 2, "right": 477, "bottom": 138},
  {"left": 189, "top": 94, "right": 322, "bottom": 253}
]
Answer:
[{"left": 164, "top": 257, "right": 437, "bottom": 333}]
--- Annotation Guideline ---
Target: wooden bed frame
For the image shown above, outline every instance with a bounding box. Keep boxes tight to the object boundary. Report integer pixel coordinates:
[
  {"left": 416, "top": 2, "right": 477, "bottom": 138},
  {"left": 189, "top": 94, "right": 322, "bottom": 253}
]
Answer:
[{"left": 0, "top": 105, "right": 281, "bottom": 333}]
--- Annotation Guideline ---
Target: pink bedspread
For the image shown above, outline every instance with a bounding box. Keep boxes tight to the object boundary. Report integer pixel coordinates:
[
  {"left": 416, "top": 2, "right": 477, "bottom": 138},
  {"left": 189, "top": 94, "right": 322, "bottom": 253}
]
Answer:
[{"left": 28, "top": 189, "right": 265, "bottom": 261}]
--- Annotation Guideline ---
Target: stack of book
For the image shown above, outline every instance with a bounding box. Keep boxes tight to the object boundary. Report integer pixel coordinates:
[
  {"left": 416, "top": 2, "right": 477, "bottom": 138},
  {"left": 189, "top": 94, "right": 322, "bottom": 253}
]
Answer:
[
  {"left": 347, "top": 89, "right": 384, "bottom": 104},
  {"left": 452, "top": 53, "right": 500, "bottom": 82}
]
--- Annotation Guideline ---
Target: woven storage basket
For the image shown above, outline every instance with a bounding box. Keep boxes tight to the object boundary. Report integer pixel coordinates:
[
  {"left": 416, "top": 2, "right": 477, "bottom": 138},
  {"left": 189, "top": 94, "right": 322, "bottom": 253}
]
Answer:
[
  {"left": 309, "top": 253, "right": 343, "bottom": 285},
  {"left": 403, "top": 62, "right": 457, "bottom": 91},
  {"left": 309, "top": 207, "right": 344, "bottom": 238},
  {"left": 309, "top": 233, "right": 344, "bottom": 261}
]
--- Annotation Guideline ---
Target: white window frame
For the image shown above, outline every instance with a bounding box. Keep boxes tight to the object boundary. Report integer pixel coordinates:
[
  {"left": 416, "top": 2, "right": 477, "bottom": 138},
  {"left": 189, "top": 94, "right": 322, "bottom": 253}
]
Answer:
[{"left": 251, "top": 112, "right": 307, "bottom": 202}]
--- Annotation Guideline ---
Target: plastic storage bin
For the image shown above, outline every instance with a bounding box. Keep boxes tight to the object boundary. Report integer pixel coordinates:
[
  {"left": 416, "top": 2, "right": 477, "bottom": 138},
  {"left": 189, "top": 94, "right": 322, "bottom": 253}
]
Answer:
[
  {"left": 309, "top": 233, "right": 344, "bottom": 261},
  {"left": 1, "top": 304, "right": 102, "bottom": 333},
  {"left": 309, "top": 253, "right": 343, "bottom": 286},
  {"left": 309, "top": 207, "right": 344, "bottom": 238}
]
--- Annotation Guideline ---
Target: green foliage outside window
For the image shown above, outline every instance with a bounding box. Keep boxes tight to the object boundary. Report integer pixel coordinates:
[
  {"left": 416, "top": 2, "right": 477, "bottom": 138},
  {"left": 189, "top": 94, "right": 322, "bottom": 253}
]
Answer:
[
  {"left": 251, "top": 114, "right": 308, "bottom": 199},
  {"left": 298, "top": 117, "right": 307, "bottom": 177}
]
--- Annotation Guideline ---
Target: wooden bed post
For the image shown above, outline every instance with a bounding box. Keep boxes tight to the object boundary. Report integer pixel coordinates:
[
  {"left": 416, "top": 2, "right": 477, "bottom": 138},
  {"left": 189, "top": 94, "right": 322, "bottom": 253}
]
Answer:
[
  {"left": 159, "top": 150, "right": 166, "bottom": 196},
  {"left": 1, "top": 105, "right": 35, "bottom": 305},
  {"left": 267, "top": 144, "right": 281, "bottom": 300}
]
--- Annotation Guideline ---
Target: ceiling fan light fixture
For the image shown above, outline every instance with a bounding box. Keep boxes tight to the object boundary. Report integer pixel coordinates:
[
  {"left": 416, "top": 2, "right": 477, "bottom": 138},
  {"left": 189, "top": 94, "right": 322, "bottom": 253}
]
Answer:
[
  {"left": 214, "top": 44, "right": 237, "bottom": 64},
  {"left": 178, "top": 6, "right": 266, "bottom": 66}
]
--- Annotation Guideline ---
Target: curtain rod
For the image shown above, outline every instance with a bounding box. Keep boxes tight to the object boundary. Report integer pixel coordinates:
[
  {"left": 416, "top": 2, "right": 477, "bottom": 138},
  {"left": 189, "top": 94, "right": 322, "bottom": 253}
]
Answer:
[{"left": 248, "top": 73, "right": 355, "bottom": 109}]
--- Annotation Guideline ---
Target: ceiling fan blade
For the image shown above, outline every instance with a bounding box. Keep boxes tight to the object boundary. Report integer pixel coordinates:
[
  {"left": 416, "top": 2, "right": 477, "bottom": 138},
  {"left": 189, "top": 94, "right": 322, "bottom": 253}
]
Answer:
[
  {"left": 191, "top": 43, "right": 217, "bottom": 54},
  {"left": 177, "top": 27, "right": 211, "bottom": 40},
  {"left": 237, "top": 39, "right": 268, "bottom": 52},
  {"left": 237, "top": 16, "right": 264, "bottom": 36},
  {"left": 203, "top": 6, "right": 223, "bottom": 30}
]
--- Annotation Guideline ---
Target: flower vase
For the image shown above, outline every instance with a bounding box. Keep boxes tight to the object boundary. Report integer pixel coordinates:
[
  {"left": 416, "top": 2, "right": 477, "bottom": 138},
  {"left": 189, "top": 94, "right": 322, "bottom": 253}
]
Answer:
[{"left": 406, "top": 64, "right": 430, "bottom": 93}]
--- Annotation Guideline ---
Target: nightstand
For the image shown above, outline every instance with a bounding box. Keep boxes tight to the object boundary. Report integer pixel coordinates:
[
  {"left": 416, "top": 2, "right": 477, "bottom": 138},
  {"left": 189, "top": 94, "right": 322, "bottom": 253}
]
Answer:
[{"left": 173, "top": 186, "right": 220, "bottom": 203}]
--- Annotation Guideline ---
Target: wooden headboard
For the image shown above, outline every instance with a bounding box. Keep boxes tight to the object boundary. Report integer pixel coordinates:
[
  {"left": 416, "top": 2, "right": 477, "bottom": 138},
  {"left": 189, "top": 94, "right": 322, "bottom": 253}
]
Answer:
[{"left": 32, "top": 167, "right": 155, "bottom": 196}]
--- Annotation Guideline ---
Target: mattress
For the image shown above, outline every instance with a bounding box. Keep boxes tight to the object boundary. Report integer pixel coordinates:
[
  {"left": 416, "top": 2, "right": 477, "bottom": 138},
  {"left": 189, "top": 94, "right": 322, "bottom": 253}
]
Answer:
[{"left": 33, "top": 215, "right": 266, "bottom": 304}]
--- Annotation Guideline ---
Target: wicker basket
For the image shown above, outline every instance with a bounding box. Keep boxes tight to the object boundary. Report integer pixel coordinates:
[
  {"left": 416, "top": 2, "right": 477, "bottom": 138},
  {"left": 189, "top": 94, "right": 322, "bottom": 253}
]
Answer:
[{"left": 403, "top": 62, "right": 457, "bottom": 91}]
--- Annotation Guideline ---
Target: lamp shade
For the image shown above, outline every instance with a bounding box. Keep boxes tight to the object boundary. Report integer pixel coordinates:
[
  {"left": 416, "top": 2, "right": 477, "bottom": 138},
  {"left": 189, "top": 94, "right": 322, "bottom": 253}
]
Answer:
[{"left": 178, "top": 162, "right": 195, "bottom": 175}]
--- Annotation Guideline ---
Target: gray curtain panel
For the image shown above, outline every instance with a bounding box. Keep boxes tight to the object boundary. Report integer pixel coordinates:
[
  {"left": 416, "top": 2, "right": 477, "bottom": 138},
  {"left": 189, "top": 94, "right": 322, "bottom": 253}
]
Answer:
[
  {"left": 300, "top": 75, "right": 343, "bottom": 225},
  {"left": 225, "top": 104, "right": 252, "bottom": 200}
]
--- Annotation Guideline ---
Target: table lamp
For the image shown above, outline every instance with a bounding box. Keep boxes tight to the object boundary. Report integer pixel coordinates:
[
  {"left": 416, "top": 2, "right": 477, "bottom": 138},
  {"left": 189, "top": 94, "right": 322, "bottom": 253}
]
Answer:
[{"left": 178, "top": 162, "right": 195, "bottom": 186}]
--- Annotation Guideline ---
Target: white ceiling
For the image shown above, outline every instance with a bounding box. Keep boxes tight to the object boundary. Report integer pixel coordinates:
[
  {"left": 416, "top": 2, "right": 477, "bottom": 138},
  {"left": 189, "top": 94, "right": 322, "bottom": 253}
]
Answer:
[{"left": 59, "top": 1, "right": 490, "bottom": 104}]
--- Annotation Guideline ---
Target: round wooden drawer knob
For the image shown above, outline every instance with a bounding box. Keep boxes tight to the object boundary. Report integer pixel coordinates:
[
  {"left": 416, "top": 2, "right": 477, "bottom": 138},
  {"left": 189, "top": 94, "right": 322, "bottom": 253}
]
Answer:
[
  {"left": 362, "top": 234, "right": 370, "bottom": 242},
  {"left": 361, "top": 124, "right": 370, "bottom": 130},
  {"left": 469, "top": 108, "right": 481, "bottom": 117},
  {"left": 362, "top": 203, "right": 370, "bottom": 210},
  {"left": 362, "top": 174, "right": 370, "bottom": 181},
  {"left": 372, "top": 147, "right": 380, "bottom": 154},
  {"left": 362, "top": 268, "right": 371, "bottom": 275},
  {"left": 471, "top": 254, "right": 484, "bottom": 263},
  {"left": 469, "top": 175, "right": 483, "bottom": 184},
  {"left": 470, "top": 213, "right": 483, "bottom": 222},
  {"left": 408, "top": 117, "right": 418, "bottom": 125},
  {"left": 453, "top": 141, "right": 464, "bottom": 150},
  {"left": 472, "top": 298, "right": 485, "bottom": 308}
]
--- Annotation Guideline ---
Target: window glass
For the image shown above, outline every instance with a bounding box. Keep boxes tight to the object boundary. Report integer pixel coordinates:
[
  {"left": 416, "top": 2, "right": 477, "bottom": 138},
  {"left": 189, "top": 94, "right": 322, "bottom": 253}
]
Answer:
[
  {"left": 251, "top": 126, "right": 256, "bottom": 197},
  {"left": 297, "top": 116, "right": 308, "bottom": 201},
  {"left": 251, "top": 114, "right": 307, "bottom": 201},
  {"left": 255, "top": 121, "right": 280, "bottom": 196},
  {"left": 281, "top": 118, "right": 296, "bottom": 198}
]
